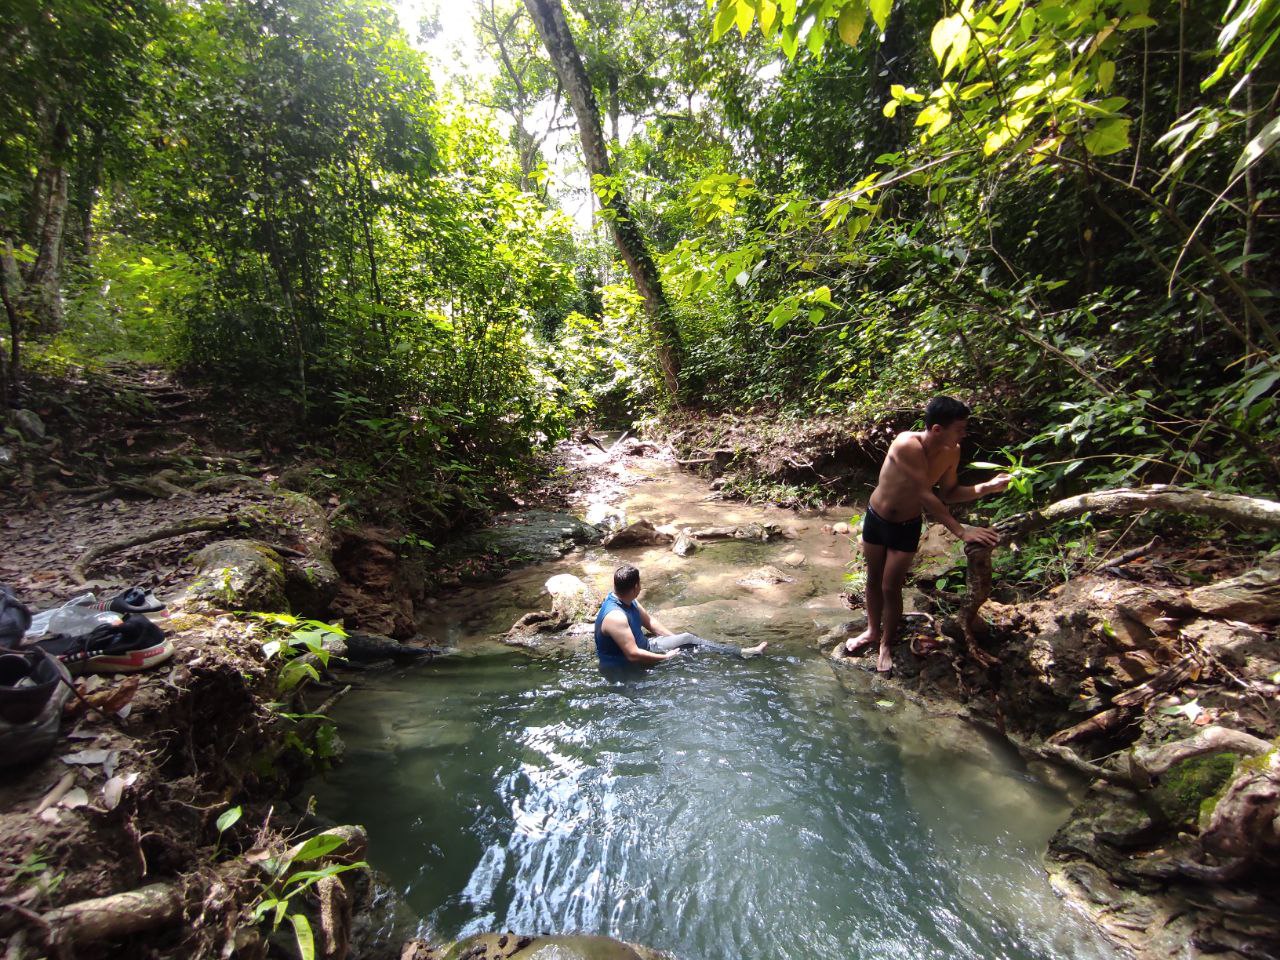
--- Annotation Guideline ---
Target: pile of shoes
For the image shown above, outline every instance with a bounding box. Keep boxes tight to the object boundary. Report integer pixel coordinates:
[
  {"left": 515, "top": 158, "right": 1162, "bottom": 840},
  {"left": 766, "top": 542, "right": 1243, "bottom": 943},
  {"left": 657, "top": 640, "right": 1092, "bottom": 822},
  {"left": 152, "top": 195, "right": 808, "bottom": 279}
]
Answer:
[{"left": 1, "top": 583, "right": 173, "bottom": 769}]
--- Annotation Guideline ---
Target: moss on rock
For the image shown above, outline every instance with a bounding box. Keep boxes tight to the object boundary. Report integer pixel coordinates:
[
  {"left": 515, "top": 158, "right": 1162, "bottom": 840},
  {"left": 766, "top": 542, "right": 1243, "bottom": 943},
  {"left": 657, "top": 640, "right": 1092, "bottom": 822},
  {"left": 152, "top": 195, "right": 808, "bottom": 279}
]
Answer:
[{"left": 1151, "top": 752, "right": 1239, "bottom": 827}]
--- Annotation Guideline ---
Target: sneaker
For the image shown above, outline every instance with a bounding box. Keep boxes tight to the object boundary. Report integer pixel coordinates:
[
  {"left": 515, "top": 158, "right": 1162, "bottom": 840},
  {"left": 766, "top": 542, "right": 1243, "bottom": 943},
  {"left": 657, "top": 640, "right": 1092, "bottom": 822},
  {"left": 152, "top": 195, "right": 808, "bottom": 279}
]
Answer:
[
  {"left": 92, "top": 586, "right": 168, "bottom": 616},
  {"left": 0, "top": 650, "right": 72, "bottom": 767},
  {"left": 35, "top": 614, "right": 173, "bottom": 674}
]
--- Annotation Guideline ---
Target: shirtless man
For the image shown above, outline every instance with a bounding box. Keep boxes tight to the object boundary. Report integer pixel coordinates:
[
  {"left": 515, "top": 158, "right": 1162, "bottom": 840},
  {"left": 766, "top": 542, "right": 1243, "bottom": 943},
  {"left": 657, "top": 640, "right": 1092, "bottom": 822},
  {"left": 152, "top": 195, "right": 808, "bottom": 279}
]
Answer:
[
  {"left": 844, "top": 397, "right": 1009, "bottom": 673},
  {"left": 594, "top": 564, "right": 767, "bottom": 667}
]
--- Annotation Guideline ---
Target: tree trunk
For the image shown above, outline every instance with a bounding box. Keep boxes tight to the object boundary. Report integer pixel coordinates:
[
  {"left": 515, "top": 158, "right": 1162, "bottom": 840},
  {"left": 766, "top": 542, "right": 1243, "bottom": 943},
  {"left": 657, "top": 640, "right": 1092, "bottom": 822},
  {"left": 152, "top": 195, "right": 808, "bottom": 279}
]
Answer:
[
  {"left": 24, "top": 162, "right": 69, "bottom": 332},
  {"left": 1, "top": 239, "right": 22, "bottom": 406},
  {"left": 522, "top": 0, "right": 682, "bottom": 398}
]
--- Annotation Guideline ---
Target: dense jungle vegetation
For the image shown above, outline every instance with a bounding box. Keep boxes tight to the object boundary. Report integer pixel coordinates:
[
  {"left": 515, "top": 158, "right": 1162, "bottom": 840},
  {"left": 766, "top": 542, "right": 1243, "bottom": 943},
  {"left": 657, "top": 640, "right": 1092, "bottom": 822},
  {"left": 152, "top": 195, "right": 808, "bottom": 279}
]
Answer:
[{"left": 2, "top": 0, "right": 1277, "bottom": 534}]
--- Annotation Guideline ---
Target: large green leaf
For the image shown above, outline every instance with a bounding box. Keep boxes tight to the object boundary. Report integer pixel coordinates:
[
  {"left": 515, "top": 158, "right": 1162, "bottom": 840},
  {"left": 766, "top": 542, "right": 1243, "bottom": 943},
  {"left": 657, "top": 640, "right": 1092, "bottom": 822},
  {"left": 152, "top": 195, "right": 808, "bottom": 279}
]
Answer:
[
  {"left": 1083, "top": 117, "right": 1132, "bottom": 156},
  {"left": 837, "top": 1, "right": 867, "bottom": 47}
]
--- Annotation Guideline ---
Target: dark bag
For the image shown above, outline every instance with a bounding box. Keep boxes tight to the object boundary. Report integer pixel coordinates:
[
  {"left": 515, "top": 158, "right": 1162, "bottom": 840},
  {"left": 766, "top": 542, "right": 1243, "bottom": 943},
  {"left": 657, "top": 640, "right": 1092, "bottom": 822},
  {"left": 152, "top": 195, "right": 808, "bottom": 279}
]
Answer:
[{"left": 0, "top": 584, "right": 32, "bottom": 648}]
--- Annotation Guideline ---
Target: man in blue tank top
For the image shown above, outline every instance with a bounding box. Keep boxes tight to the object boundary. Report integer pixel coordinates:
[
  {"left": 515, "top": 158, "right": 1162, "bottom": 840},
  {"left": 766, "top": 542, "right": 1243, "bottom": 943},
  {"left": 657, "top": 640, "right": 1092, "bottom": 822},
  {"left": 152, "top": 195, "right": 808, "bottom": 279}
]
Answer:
[{"left": 594, "top": 564, "right": 766, "bottom": 667}]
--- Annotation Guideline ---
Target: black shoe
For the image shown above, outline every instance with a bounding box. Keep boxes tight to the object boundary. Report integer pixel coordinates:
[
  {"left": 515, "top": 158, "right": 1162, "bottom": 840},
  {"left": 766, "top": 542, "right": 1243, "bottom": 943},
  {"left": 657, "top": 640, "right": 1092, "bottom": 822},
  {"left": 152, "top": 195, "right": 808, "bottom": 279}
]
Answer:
[
  {"left": 35, "top": 614, "right": 173, "bottom": 675},
  {"left": 0, "top": 650, "right": 72, "bottom": 767}
]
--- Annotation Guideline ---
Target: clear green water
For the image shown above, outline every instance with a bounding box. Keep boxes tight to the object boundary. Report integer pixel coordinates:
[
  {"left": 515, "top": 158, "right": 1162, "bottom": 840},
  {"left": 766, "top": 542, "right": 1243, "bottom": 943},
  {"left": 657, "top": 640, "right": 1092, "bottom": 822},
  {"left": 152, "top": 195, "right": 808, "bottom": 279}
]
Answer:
[{"left": 310, "top": 651, "right": 1114, "bottom": 960}]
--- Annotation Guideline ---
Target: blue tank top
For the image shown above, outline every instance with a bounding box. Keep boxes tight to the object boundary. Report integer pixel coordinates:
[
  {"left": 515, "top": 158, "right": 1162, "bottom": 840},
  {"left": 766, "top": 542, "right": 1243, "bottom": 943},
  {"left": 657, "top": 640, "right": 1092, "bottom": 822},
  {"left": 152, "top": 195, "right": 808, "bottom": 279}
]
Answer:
[{"left": 594, "top": 592, "right": 649, "bottom": 667}]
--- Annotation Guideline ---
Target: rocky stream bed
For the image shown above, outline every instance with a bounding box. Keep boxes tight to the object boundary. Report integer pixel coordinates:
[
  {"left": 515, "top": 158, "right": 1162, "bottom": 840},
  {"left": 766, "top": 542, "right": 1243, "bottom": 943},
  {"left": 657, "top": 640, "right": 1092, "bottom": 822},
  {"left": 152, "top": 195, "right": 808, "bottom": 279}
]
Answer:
[{"left": 1, "top": 369, "right": 1277, "bottom": 960}]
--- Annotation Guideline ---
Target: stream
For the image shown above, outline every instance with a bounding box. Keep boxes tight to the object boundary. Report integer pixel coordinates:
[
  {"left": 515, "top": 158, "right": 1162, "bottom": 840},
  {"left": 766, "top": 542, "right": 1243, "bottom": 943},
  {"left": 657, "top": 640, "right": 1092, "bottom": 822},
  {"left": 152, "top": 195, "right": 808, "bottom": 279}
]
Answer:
[{"left": 309, "top": 454, "right": 1117, "bottom": 959}]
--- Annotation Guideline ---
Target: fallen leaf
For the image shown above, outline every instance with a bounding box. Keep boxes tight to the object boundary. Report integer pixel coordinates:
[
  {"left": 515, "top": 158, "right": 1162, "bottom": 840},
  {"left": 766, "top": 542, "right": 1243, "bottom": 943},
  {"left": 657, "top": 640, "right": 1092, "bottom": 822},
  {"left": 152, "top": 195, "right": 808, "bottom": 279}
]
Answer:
[
  {"left": 59, "top": 787, "right": 89, "bottom": 809},
  {"left": 62, "top": 749, "right": 112, "bottom": 765},
  {"left": 101, "top": 776, "right": 126, "bottom": 810}
]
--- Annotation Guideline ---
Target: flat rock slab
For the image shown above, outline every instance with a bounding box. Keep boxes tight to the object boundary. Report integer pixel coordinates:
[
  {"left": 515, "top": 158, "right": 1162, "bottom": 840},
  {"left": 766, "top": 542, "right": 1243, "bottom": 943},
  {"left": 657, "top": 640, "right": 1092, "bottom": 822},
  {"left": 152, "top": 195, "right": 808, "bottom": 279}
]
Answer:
[{"left": 440, "top": 510, "right": 602, "bottom": 565}]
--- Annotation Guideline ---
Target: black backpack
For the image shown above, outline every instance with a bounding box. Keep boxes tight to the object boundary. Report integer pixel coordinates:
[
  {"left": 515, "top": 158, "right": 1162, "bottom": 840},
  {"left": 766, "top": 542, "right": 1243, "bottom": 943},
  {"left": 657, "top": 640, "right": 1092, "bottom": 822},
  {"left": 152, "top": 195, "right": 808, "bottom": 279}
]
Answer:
[{"left": 0, "top": 584, "right": 32, "bottom": 648}]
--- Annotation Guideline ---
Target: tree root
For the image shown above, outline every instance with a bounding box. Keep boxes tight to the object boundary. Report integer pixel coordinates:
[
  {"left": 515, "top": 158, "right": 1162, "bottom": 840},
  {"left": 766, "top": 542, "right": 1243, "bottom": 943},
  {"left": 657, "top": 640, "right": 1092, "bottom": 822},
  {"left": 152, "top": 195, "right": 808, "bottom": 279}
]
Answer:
[
  {"left": 72, "top": 514, "right": 237, "bottom": 582},
  {"left": 1128, "top": 726, "right": 1274, "bottom": 782}
]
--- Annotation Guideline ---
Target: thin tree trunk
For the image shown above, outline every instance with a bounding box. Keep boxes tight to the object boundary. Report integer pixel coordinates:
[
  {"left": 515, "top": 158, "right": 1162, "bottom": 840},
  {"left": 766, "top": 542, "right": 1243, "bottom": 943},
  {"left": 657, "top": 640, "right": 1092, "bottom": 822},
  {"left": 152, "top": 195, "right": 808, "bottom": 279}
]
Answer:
[
  {"left": 522, "top": 0, "right": 682, "bottom": 398},
  {"left": 24, "top": 150, "right": 70, "bottom": 331},
  {"left": 0, "top": 239, "right": 20, "bottom": 407}
]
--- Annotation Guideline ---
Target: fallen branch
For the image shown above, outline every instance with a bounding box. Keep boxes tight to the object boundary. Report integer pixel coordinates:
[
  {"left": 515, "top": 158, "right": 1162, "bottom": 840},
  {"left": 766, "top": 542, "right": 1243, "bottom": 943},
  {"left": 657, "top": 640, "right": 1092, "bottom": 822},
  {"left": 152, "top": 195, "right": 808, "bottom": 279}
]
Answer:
[
  {"left": 1032, "top": 742, "right": 1136, "bottom": 786},
  {"left": 1095, "top": 536, "right": 1160, "bottom": 572},
  {"left": 605, "top": 430, "right": 630, "bottom": 456},
  {"left": 995, "top": 485, "right": 1280, "bottom": 543},
  {"left": 1111, "top": 654, "right": 1202, "bottom": 708},
  {"left": 1048, "top": 707, "right": 1132, "bottom": 746},
  {"left": 72, "top": 514, "right": 237, "bottom": 582}
]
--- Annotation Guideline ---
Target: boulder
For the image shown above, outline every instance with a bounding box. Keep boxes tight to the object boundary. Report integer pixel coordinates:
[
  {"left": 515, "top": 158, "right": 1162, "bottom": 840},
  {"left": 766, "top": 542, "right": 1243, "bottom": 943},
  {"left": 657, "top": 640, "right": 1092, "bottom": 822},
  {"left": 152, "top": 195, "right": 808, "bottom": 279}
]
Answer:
[
  {"left": 188, "top": 540, "right": 288, "bottom": 613},
  {"left": 603, "top": 519, "right": 670, "bottom": 548},
  {"left": 283, "top": 554, "right": 341, "bottom": 620},
  {"left": 672, "top": 531, "right": 698, "bottom": 557},
  {"left": 10, "top": 408, "right": 45, "bottom": 441},
  {"left": 781, "top": 550, "right": 806, "bottom": 567},
  {"left": 545, "top": 573, "right": 601, "bottom": 623}
]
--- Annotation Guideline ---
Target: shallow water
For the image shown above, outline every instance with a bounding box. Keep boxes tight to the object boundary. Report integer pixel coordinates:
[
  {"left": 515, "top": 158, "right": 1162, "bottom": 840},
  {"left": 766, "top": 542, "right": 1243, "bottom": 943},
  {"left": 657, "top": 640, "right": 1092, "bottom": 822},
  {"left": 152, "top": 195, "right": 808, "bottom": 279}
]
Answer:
[{"left": 310, "top": 457, "right": 1115, "bottom": 959}]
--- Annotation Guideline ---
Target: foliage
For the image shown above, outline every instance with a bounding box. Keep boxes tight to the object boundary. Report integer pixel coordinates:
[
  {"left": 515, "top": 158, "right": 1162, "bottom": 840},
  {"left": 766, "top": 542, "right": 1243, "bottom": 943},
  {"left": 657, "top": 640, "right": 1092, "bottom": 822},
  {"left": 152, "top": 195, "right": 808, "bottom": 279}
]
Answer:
[
  {"left": 252, "top": 613, "right": 347, "bottom": 694},
  {"left": 253, "top": 832, "right": 368, "bottom": 960}
]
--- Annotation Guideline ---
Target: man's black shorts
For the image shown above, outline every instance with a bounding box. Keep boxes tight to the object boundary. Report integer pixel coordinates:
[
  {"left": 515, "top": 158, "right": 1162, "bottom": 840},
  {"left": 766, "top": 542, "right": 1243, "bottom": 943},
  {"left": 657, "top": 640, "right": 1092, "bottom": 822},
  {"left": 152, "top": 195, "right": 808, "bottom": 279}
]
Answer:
[{"left": 861, "top": 504, "right": 923, "bottom": 553}]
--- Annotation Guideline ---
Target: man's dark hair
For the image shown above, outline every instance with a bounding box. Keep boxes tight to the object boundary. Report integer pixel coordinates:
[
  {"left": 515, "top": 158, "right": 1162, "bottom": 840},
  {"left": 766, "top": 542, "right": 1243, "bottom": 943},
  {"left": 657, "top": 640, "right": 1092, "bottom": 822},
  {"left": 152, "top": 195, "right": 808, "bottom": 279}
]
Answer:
[
  {"left": 924, "top": 396, "right": 971, "bottom": 429},
  {"left": 613, "top": 564, "right": 640, "bottom": 595}
]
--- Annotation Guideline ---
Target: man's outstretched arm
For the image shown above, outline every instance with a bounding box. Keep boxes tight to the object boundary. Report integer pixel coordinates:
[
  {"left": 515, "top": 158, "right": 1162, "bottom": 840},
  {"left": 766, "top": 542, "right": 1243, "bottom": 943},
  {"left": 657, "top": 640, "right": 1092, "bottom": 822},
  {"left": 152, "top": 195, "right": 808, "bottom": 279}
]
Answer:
[
  {"left": 607, "top": 614, "right": 677, "bottom": 664},
  {"left": 937, "top": 460, "right": 1011, "bottom": 504},
  {"left": 897, "top": 443, "right": 1000, "bottom": 546}
]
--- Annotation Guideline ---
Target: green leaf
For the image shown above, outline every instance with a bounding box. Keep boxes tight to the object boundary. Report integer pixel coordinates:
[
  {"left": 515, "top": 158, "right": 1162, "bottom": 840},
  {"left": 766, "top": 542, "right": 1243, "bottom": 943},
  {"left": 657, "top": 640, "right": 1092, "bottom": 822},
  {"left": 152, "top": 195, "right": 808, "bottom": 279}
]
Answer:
[
  {"left": 216, "top": 805, "right": 243, "bottom": 835},
  {"left": 735, "top": 0, "right": 755, "bottom": 37},
  {"left": 1097, "top": 59, "right": 1115, "bottom": 91},
  {"left": 930, "top": 14, "right": 962, "bottom": 65},
  {"left": 291, "top": 832, "right": 348, "bottom": 863},
  {"left": 868, "top": 0, "right": 892, "bottom": 32},
  {"left": 290, "top": 913, "right": 316, "bottom": 960},
  {"left": 712, "top": 0, "right": 739, "bottom": 41},
  {"left": 1231, "top": 114, "right": 1280, "bottom": 179},
  {"left": 1083, "top": 118, "right": 1131, "bottom": 156},
  {"left": 1238, "top": 370, "right": 1280, "bottom": 410},
  {"left": 837, "top": 1, "right": 867, "bottom": 47}
]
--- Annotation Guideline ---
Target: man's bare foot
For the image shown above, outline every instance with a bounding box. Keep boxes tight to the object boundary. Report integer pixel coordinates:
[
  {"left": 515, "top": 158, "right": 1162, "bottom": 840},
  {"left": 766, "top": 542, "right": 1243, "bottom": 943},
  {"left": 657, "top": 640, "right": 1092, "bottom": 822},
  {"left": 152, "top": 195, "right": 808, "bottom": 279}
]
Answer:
[
  {"left": 742, "top": 641, "right": 768, "bottom": 657},
  {"left": 843, "top": 628, "right": 877, "bottom": 656},
  {"left": 876, "top": 644, "right": 893, "bottom": 673}
]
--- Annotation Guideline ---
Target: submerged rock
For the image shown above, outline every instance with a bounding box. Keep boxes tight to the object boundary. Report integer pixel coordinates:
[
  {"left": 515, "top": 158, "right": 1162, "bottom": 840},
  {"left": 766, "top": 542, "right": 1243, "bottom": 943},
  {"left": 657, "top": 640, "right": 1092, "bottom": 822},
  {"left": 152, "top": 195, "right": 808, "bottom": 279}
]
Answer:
[
  {"left": 444, "top": 509, "right": 603, "bottom": 563},
  {"left": 737, "top": 565, "right": 794, "bottom": 588}
]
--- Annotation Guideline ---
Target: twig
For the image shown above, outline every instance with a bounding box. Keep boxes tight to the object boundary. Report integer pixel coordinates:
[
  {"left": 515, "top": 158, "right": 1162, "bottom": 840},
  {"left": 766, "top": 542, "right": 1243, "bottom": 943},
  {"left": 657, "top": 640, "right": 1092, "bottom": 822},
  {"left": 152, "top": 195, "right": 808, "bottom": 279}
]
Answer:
[{"left": 1094, "top": 536, "right": 1160, "bottom": 573}]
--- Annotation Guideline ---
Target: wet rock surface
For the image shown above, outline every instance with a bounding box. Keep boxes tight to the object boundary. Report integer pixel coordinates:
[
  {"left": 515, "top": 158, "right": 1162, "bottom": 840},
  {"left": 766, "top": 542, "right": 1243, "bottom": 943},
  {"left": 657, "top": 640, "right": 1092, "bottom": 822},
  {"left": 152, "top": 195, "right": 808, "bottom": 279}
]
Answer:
[{"left": 440, "top": 509, "right": 602, "bottom": 564}]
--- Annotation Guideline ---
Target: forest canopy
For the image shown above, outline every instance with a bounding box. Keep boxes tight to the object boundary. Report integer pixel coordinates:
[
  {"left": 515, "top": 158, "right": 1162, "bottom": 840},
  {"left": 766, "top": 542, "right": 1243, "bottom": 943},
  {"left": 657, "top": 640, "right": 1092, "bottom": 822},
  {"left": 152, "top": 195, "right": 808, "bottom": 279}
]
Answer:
[{"left": 1, "top": 0, "right": 1276, "bottom": 527}]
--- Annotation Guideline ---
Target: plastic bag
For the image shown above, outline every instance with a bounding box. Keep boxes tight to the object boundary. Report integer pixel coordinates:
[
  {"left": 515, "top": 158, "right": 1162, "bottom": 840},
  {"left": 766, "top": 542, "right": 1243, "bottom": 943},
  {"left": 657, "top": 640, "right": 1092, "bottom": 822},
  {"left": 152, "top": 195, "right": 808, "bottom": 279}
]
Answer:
[{"left": 24, "top": 594, "right": 122, "bottom": 640}]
